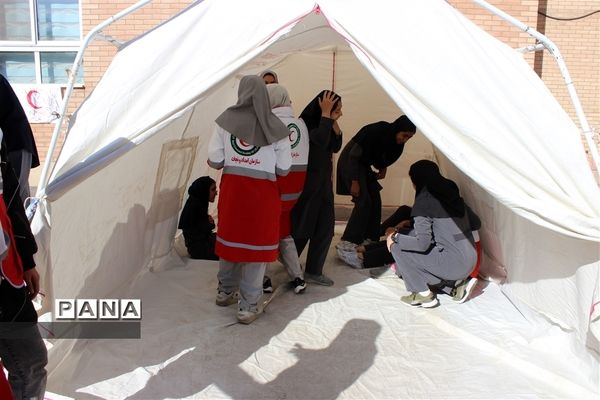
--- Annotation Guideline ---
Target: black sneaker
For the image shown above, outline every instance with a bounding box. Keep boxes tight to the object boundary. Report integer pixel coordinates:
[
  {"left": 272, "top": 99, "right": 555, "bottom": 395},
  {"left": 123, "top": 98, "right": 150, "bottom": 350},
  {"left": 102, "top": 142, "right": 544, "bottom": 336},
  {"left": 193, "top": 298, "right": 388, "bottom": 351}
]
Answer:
[
  {"left": 263, "top": 276, "right": 273, "bottom": 293},
  {"left": 291, "top": 277, "right": 307, "bottom": 294}
]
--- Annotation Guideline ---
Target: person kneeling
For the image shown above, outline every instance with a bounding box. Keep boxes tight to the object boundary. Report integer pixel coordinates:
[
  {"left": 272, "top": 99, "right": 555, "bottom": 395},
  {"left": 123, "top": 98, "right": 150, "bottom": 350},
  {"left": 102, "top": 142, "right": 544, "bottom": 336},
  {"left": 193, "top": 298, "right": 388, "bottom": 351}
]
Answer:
[
  {"left": 386, "top": 160, "right": 481, "bottom": 308},
  {"left": 178, "top": 176, "right": 219, "bottom": 260}
]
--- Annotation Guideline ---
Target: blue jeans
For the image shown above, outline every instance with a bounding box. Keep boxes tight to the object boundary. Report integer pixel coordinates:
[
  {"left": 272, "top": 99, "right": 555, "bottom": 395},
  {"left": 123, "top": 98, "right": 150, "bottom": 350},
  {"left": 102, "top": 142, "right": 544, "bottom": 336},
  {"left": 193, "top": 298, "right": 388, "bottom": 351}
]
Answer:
[{"left": 0, "top": 280, "right": 47, "bottom": 399}]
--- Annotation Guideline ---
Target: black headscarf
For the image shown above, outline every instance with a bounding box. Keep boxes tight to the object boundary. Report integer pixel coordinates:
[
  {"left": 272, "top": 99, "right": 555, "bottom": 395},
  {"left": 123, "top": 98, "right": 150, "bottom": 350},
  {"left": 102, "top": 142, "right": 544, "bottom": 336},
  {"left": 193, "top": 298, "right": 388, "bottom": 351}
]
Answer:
[
  {"left": 352, "top": 115, "right": 416, "bottom": 169},
  {"left": 299, "top": 90, "right": 342, "bottom": 131},
  {"left": 178, "top": 176, "right": 215, "bottom": 230},
  {"left": 409, "top": 160, "right": 465, "bottom": 218}
]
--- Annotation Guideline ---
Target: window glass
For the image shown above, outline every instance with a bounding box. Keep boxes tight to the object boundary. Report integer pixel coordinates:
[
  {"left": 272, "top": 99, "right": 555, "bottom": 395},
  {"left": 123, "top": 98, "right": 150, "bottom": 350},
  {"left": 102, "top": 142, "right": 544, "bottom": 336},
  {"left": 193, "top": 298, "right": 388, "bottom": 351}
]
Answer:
[
  {"left": 0, "top": 0, "right": 33, "bottom": 41},
  {"left": 0, "top": 52, "right": 36, "bottom": 83},
  {"left": 40, "top": 51, "right": 81, "bottom": 83},
  {"left": 36, "top": 0, "right": 80, "bottom": 41}
]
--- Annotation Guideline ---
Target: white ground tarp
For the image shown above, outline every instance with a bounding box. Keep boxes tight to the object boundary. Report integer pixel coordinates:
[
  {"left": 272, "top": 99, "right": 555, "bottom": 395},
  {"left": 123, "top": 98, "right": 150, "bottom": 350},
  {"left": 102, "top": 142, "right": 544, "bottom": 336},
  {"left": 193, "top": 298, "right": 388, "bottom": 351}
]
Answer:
[
  {"left": 31, "top": 0, "right": 600, "bottom": 397},
  {"left": 43, "top": 229, "right": 599, "bottom": 399}
]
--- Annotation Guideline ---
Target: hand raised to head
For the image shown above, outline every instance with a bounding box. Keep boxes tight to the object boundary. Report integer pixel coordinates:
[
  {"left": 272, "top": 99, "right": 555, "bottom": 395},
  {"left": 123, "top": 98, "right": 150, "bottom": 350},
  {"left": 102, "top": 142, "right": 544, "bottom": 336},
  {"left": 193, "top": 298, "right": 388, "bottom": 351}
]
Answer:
[{"left": 318, "top": 91, "right": 338, "bottom": 118}]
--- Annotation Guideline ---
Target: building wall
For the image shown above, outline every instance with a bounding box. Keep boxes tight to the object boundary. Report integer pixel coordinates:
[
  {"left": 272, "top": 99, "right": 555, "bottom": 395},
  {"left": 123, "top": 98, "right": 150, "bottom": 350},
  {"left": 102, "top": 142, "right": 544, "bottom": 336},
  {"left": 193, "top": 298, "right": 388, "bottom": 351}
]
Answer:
[
  {"left": 538, "top": 1, "right": 600, "bottom": 159},
  {"left": 28, "top": 0, "right": 599, "bottom": 171}
]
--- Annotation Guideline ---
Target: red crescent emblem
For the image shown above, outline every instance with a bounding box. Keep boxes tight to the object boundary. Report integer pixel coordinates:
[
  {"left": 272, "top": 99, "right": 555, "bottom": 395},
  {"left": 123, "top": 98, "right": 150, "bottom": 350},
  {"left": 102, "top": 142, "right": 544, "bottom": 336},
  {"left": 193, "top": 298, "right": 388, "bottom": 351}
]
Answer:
[{"left": 26, "top": 90, "right": 42, "bottom": 109}]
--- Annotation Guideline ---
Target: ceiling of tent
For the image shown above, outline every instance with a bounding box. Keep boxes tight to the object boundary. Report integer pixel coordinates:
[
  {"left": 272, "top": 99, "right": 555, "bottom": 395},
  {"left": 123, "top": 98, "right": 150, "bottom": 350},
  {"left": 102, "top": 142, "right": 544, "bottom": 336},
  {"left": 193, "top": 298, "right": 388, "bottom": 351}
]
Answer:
[{"left": 197, "top": 10, "right": 435, "bottom": 207}]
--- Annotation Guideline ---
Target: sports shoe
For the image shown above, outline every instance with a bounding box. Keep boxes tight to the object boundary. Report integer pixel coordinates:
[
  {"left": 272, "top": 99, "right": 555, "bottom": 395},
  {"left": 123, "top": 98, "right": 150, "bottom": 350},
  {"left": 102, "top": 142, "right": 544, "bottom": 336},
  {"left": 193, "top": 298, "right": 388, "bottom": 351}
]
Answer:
[
  {"left": 304, "top": 273, "right": 334, "bottom": 286},
  {"left": 263, "top": 276, "right": 273, "bottom": 293},
  {"left": 216, "top": 291, "right": 238, "bottom": 307},
  {"left": 291, "top": 277, "right": 307, "bottom": 294},
  {"left": 339, "top": 249, "right": 363, "bottom": 269},
  {"left": 452, "top": 278, "right": 477, "bottom": 303},
  {"left": 400, "top": 292, "right": 439, "bottom": 308},
  {"left": 237, "top": 308, "right": 261, "bottom": 324},
  {"left": 336, "top": 240, "right": 357, "bottom": 251}
]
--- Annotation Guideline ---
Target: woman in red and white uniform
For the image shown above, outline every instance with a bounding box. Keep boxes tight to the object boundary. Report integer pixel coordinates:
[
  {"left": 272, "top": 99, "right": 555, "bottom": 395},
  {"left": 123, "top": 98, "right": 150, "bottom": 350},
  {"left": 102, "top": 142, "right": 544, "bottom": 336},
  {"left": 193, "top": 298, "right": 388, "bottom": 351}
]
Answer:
[{"left": 208, "top": 75, "right": 291, "bottom": 324}]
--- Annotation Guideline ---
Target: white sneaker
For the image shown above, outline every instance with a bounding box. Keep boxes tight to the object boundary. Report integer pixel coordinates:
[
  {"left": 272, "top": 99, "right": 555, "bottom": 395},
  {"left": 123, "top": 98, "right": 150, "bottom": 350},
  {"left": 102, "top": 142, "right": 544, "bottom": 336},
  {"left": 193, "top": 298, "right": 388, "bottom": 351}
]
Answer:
[
  {"left": 452, "top": 278, "right": 478, "bottom": 303},
  {"left": 337, "top": 248, "right": 363, "bottom": 269},
  {"left": 336, "top": 240, "right": 357, "bottom": 251},
  {"left": 216, "top": 291, "right": 239, "bottom": 307},
  {"left": 237, "top": 309, "right": 261, "bottom": 324}
]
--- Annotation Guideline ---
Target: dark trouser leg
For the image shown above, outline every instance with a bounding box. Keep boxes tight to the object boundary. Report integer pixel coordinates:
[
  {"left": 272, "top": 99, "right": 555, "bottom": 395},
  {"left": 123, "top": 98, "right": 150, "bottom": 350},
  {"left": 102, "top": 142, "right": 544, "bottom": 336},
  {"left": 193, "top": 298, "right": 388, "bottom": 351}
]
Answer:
[
  {"left": 366, "top": 189, "right": 382, "bottom": 241},
  {"left": 0, "top": 281, "right": 47, "bottom": 400},
  {"left": 293, "top": 237, "right": 309, "bottom": 258},
  {"left": 362, "top": 241, "right": 394, "bottom": 268},
  {"left": 305, "top": 202, "right": 334, "bottom": 276},
  {"left": 341, "top": 171, "right": 371, "bottom": 244}
]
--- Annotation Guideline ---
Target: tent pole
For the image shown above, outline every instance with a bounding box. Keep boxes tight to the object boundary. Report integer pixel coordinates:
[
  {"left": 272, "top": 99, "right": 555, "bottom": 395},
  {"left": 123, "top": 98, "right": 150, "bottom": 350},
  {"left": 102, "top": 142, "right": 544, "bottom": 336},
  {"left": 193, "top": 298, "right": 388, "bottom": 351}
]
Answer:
[
  {"left": 471, "top": 0, "right": 600, "bottom": 174},
  {"left": 36, "top": 0, "right": 154, "bottom": 197}
]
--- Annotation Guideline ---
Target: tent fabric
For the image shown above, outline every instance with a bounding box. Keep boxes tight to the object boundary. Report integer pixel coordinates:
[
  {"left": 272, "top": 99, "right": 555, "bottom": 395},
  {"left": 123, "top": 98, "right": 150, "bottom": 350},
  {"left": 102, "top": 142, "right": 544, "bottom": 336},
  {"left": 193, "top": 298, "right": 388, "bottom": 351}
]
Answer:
[
  {"left": 47, "top": 0, "right": 599, "bottom": 241},
  {"left": 41, "top": 239, "right": 599, "bottom": 399},
  {"left": 30, "top": 0, "right": 600, "bottom": 387}
]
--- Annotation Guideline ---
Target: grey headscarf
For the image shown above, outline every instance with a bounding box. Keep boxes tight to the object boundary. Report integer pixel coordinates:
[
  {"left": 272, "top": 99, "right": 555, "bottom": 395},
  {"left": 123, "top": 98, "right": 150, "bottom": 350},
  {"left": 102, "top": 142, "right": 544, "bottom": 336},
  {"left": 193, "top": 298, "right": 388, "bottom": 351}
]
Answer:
[
  {"left": 215, "top": 75, "right": 289, "bottom": 146},
  {"left": 261, "top": 69, "right": 278, "bottom": 83},
  {"left": 266, "top": 84, "right": 291, "bottom": 109}
]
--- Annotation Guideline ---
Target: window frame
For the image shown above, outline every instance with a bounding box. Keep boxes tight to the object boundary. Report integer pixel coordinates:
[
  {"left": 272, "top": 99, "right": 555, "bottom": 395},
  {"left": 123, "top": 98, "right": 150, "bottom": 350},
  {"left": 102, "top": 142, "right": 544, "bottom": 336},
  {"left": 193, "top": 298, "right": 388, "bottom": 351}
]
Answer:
[{"left": 0, "top": 0, "right": 83, "bottom": 85}]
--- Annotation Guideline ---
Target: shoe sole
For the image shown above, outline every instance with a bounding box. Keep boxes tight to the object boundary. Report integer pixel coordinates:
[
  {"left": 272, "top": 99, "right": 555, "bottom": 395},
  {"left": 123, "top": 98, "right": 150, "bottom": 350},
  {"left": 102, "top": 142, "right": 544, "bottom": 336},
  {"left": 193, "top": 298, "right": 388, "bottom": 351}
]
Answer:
[
  {"left": 421, "top": 298, "right": 439, "bottom": 308},
  {"left": 401, "top": 298, "right": 439, "bottom": 308},
  {"left": 237, "top": 311, "right": 261, "bottom": 324},
  {"left": 454, "top": 278, "right": 478, "bottom": 304},
  {"left": 294, "top": 285, "right": 306, "bottom": 294}
]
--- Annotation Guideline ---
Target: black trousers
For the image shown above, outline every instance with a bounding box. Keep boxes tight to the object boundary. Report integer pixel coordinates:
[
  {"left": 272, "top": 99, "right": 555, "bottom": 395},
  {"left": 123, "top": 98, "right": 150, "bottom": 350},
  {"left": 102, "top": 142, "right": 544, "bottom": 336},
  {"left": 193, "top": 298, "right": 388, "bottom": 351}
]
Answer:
[
  {"left": 341, "top": 169, "right": 381, "bottom": 244},
  {"left": 0, "top": 280, "right": 47, "bottom": 399},
  {"left": 362, "top": 205, "right": 413, "bottom": 268},
  {"left": 293, "top": 201, "right": 334, "bottom": 276}
]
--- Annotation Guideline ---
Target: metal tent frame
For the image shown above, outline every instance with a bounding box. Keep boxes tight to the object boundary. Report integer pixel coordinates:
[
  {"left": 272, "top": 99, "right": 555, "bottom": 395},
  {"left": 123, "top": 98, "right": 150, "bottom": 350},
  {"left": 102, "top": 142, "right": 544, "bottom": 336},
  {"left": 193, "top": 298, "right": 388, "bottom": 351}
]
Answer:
[{"left": 35, "top": 0, "right": 599, "bottom": 198}]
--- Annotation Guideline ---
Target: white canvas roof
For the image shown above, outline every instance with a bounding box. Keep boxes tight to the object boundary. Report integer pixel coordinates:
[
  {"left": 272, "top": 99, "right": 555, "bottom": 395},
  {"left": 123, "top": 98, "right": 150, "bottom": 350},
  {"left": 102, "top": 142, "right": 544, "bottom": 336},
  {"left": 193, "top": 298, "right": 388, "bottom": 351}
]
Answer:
[{"left": 31, "top": 0, "right": 599, "bottom": 397}]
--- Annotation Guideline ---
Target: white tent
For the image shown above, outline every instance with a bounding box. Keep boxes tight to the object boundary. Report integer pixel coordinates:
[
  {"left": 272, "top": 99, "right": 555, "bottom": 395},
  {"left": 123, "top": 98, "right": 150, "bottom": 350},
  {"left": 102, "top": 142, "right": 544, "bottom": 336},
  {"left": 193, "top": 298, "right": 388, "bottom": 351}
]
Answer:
[{"left": 31, "top": 0, "right": 599, "bottom": 397}]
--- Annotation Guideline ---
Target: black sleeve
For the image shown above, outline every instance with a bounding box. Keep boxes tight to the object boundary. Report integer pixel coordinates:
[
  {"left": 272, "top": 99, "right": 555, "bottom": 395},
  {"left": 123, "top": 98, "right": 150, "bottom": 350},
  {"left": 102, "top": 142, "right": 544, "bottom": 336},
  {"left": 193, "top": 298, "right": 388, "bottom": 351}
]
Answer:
[
  {"left": 330, "top": 130, "right": 343, "bottom": 153},
  {"left": 0, "top": 150, "right": 37, "bottom": 270},
  {"left": 309, "top": 117, "right": 335, "bottom": 148},
  {"left": 347, "top": 143, "right": 364, "bottom": 181}
]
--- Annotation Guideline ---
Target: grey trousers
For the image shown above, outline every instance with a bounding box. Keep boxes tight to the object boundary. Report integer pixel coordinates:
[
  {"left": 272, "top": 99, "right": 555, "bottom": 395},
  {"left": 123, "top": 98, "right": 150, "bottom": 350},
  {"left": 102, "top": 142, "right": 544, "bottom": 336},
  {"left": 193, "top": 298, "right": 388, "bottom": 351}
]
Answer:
[
  {"left": 279, "top": 236, "right": 303, "bottom": 280},
  {"left": 217, "top": 261, "right": 266, "bottom": 311}
]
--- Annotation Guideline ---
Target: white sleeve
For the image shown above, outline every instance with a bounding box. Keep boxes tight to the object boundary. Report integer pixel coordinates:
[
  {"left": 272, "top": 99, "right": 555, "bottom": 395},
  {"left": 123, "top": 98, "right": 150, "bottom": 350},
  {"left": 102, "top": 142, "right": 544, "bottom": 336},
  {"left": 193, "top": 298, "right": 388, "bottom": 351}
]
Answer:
[
  {"left": 274, "top": 136, "right": 292, "bottom": 176},
  {"left": 207, "top": 125, "right": 225, "bottom": 170}
]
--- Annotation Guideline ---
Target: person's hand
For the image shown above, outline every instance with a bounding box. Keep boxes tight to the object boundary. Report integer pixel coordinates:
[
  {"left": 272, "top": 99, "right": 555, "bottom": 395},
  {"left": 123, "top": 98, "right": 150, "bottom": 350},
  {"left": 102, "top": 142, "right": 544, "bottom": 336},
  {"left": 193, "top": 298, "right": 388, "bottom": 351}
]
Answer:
[
  {"left": 23, "top": 268, "right": 40, "bottom": 300},
  {"left": 208, "top": 215, "right": 214, "bottom": 224},
  {"left": 386, "top": 232, "right": 395, "bottom": 252},
  {"left": 318, "top": 91, "right": 337, "bottom": 118},
  {"left": 350, "top": 180, "right": 360, "bottom": 197},
  {"left": 376, "top": 167, "right": 387, "bottom": 180}
]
